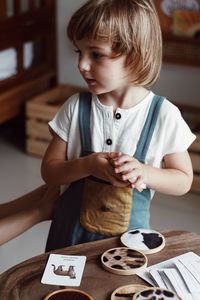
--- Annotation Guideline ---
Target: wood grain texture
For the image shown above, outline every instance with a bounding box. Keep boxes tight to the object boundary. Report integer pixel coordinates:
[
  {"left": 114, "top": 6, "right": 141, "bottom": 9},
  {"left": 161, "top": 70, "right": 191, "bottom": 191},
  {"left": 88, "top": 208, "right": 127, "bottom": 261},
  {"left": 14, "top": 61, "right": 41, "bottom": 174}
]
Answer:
[{"left": 0, "top": 231, "right": 200, "bottom": 300}]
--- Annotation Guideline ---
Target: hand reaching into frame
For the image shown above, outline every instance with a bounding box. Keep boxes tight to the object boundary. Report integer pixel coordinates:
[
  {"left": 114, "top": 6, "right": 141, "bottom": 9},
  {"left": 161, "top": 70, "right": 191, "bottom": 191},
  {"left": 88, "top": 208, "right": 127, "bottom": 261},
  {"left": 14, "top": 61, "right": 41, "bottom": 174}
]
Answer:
[{"left": 109, "top": 152, "right": 147, "bottom": 192}]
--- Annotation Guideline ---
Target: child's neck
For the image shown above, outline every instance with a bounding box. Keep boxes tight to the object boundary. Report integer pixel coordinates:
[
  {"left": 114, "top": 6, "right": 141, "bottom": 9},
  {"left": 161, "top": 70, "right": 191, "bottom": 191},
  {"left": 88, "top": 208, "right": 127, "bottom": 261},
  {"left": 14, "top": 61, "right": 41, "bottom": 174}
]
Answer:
[{"left": 98, "top": 86, "right": 149, "bottom": 110}]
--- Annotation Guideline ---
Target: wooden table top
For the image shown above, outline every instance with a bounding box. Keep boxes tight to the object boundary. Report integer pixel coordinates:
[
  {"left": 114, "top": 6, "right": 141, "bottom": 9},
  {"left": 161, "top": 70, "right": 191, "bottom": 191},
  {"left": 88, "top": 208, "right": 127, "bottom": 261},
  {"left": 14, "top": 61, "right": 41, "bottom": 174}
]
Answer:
[{"left": 0, "top": 230, "right": 200, "bottom": 300}]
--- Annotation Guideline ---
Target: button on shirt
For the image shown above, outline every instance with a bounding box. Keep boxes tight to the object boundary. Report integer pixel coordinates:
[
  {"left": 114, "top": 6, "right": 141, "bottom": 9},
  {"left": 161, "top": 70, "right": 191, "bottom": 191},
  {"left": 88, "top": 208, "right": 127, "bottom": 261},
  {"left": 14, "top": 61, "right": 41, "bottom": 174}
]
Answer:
[
  {"left": 49, "top": 92, "right": 196, "bottom": 179},
  {"left": 106, "top": 138, "right": 112, "bottom": 145},
  {"left": 115, "top": 113, "right": 121, "bottom": 119}
]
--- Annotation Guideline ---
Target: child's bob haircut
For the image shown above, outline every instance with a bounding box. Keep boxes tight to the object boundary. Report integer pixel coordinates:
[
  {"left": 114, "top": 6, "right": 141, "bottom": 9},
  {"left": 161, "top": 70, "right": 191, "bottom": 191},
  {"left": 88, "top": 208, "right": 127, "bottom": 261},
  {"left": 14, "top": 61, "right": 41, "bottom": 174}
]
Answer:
[{"left": 67, "top": 0, "right": 162, "bottom": 87}]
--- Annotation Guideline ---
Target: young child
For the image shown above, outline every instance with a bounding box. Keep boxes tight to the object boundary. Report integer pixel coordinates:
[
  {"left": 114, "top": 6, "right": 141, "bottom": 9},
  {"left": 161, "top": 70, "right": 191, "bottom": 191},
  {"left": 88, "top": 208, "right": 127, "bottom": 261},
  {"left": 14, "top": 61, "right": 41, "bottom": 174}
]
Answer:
[
  {"left": 0, "top": 185, "right": 59, "bottom": 245},
  {"left": 42, "top": 0, "right": 196, "bottom": 251}
]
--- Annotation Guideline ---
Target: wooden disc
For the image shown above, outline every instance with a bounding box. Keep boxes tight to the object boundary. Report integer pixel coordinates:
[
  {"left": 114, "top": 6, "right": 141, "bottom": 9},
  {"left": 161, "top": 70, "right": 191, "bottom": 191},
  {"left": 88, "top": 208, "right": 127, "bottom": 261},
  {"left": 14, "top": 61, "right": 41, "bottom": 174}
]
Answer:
[
  {"left": 132, "top": 287, "right": 182, "bottom": 300},
  {"left": 120, "top": 229, "right": 165, "bottom": 254},
  {"left": 111, "top": 284, "right": 148, "bottom": 300},
  {"left": 101, "top": 247, "right": 147, "bottom": 275},
  {"left": 44, "top": 288, "right": 93, "bottom": 300}
]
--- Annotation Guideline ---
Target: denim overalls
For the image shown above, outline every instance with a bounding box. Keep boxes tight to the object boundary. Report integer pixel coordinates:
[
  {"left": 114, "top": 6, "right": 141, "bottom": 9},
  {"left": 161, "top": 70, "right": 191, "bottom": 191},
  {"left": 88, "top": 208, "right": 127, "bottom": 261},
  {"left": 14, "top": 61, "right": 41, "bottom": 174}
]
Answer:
[{"left": 46, "top": 92, "right": 164, "bottom": 252}]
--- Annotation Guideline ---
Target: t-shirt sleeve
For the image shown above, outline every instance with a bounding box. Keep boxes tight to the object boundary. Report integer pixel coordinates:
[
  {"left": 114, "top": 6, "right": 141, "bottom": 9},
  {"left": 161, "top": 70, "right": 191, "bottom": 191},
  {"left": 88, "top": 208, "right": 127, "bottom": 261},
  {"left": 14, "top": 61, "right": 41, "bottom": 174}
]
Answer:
[
  {"left": 48, "top": 93, "right": 79, "bottom": 142},
  {"left": 160, "top": 101, "right": 196, "bottom": 156}
]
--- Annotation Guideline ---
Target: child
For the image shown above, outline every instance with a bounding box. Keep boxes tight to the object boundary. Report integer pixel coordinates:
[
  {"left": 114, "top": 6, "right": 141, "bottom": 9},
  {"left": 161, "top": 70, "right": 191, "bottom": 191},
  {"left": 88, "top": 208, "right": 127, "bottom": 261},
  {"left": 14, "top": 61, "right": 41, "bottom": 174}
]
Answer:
[
  {"left": 0, "top": 185, "right": 60, "bottom": 245},
  {"left": 42, "top": 0, "right": 196, "bottom": 251}
]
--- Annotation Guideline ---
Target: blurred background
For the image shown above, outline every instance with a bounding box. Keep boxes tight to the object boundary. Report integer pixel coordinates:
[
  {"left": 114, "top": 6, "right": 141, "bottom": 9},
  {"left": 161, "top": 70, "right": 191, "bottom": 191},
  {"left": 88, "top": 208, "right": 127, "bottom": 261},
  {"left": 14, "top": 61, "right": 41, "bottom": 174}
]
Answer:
[{"left": 0, "top": 0, "right": 200, "bottom": 273}]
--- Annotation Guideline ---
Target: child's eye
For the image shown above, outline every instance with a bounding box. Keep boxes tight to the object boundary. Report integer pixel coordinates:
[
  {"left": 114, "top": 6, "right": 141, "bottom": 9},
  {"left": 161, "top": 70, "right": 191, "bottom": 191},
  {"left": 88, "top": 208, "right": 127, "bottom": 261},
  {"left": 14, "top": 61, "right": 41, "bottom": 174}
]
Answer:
[
  {"left": 91, "top": 52, "right": 103, "bottom": 60},
  {"left": 74, "top": 49, "right": 81, "bottom": 56}
]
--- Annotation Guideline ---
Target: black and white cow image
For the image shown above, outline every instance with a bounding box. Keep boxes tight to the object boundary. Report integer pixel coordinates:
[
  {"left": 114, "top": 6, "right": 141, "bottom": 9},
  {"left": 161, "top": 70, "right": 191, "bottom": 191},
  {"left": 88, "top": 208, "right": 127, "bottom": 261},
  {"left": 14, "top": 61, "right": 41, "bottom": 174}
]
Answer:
[
  {"left": 134, "top": 287, "right": 181, "bottom": 300},
  {"left": 120, "top": 229, "right": 165, "bottom": 254}
]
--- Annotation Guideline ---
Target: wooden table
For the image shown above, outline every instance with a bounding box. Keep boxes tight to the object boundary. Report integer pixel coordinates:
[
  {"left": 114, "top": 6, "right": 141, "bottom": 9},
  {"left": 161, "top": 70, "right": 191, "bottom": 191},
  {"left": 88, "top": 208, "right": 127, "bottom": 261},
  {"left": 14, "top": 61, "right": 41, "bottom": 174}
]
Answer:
[{"left": 0, "top": 230, "right": 200, "bottom": 300}]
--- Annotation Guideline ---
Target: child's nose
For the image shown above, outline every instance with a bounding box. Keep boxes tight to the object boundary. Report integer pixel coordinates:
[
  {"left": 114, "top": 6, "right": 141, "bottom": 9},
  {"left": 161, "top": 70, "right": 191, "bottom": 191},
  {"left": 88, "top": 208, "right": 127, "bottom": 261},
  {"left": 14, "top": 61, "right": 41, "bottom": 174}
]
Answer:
[{"left": 78, "top": 57, "right": 91, "bottom": 72}]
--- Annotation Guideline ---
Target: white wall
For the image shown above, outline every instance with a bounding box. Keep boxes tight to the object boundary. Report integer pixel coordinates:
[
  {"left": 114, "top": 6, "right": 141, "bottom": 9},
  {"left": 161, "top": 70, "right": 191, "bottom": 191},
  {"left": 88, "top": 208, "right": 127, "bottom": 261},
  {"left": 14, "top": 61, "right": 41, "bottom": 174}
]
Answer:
[
  {"left": 154, "top": 64, "right": 200, "bottom": 106},
  {"left": 57, "top": 0, "right": 200, "bottom": 107},
  {"left": 57, "top": 0, "right": 85, "bottom": 87}
]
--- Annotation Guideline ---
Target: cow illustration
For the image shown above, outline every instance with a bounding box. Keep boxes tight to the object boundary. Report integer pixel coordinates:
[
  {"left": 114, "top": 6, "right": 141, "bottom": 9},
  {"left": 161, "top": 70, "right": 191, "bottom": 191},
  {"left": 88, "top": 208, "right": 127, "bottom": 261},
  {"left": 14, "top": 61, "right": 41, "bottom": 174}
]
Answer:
[{"left": 52, "top": 264, "right": 76, "bottom": 278}]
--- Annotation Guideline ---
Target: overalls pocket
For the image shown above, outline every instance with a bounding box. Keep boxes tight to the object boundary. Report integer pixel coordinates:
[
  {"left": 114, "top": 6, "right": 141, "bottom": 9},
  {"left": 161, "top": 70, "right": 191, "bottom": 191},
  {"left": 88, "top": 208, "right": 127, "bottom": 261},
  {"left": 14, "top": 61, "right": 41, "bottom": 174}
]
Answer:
[{"left": 80, "top": 178, "right": 133, "bottom": 236}]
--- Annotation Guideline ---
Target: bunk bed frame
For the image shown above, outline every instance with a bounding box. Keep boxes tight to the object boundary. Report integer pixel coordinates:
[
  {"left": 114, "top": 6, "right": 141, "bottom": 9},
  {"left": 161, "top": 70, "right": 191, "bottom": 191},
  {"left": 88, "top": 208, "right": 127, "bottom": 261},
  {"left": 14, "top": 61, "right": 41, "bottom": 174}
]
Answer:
[{"left": 0, "top": 0, "right": 57, "bottom": 124}]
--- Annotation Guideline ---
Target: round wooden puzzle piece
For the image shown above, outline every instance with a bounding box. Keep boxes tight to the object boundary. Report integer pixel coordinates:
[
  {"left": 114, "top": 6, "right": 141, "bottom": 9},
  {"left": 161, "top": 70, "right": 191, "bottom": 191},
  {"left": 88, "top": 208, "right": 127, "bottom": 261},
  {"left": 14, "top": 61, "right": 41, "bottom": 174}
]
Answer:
[
  {"left": 101, "top": 247, "right": 147, "bottom": 275},
  {"left": 120, "top": 228, "right": 165, "bottom": 254},
  {"left": 111, "top": 284, "right": 148, "bottom": 300},
  {"left": 133, "top": 287, "right": 182, "bottom": 300}
]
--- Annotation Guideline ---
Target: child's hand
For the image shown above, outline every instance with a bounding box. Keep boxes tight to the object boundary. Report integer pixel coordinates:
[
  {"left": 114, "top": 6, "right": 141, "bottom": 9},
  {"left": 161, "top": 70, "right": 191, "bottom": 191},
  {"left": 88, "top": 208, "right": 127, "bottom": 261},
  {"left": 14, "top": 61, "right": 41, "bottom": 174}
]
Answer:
[
  {"left": 109, "top": 152, "right": 147, "bottom": 192},
  {"left": 88, "top": 152, "right": 129, "bottom": 188}
]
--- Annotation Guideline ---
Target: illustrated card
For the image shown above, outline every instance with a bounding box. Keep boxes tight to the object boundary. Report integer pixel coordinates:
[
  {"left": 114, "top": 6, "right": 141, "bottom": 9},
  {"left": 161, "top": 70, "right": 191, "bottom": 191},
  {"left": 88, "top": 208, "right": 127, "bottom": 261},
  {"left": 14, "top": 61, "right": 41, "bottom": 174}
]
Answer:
[{"left": 41, "top": 254, "right": 86, "bottom": 286}]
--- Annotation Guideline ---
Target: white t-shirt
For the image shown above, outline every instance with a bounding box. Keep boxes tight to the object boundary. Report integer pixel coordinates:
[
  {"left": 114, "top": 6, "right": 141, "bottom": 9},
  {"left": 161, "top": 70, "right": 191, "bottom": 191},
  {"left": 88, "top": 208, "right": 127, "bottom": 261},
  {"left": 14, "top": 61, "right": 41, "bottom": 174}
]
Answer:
[{"left": 49, "top": 91, "right": 196, "bottom": 194}]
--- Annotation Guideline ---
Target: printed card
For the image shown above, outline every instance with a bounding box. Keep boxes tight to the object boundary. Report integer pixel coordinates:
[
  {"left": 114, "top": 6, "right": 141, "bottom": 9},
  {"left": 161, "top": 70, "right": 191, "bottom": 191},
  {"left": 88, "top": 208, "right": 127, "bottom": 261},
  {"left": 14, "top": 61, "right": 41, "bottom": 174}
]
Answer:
[
  {"left": 41, "top": 254, "right": 86, "bottom": 287},
  {"left": 137, "top": 252, "right": 200, "bottom": 300}
]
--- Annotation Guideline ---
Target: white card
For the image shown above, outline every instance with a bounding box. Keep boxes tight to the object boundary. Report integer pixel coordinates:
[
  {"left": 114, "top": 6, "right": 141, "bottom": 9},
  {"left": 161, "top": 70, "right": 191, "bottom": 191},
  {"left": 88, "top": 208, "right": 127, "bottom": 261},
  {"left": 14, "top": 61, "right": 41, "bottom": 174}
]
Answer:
[
  {"left": 163, "top": 268, "right": 192, "bottom": 300},
  {"left": 158, "top": 270, "right": 175, "bottom": 292},
  {"left": 137, "top": 251, "right": 200, "bottom": 285},
  {"left": 41, "top": 254, "right": 86, "bottom": 287},
  {"left": 174, "top": 260, "right": 200, "bottom": 293},
  {"left": 178, "top": 256, "right": 200, "bottom": 285},
  {"left": 137, "top": 252, "right": 200, "bottom": 300},
  {"left": 149, "top": 269, "right": 168, "bottom": 288}
]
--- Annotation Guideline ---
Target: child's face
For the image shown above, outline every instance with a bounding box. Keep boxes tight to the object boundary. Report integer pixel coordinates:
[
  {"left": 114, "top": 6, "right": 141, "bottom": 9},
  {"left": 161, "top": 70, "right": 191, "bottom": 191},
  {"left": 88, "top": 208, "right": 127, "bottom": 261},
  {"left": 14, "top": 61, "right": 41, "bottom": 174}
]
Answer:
[{"left": 74, "top": 38, "right": 131, "bottom": 95}]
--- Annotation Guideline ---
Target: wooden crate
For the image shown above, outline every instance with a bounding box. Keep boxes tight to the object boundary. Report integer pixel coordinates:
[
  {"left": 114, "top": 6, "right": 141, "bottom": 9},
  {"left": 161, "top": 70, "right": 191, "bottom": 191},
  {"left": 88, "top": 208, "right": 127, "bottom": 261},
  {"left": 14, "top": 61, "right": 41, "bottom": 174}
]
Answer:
[
  {"left": 179, "top": 104, "right": 200, "bottom": 194},
  {"left": 26, "top": 84, "right": 84, "bottom": 157}
]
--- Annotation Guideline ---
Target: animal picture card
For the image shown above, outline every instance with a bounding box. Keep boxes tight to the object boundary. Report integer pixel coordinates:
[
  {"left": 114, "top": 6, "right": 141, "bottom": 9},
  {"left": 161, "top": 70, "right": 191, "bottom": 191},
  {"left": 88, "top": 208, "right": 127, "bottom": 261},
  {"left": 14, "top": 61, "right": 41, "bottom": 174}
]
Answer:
[{"left": 41, "top": 254, "right": 86, "bottom": 287}]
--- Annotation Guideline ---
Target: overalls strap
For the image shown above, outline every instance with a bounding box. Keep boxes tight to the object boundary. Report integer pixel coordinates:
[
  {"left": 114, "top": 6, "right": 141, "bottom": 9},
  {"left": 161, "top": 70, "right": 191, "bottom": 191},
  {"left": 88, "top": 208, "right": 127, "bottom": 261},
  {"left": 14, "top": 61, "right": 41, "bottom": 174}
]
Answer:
[
  {"left": 79, "top": 92, "right": 92, "bottom": 155},
  {"left": 79, "top": 93, "right": 164, "bottom": 160},
  {"left": 78, "top": 92, "right": 165, "bottom": 230},
  {"left": 134, "top": 95, "right": 165, "bottom": 163},
  {"left": 45, "top": 93, "right": 165, "bottom": 251},
  {"left": 130, "top": 94, "right": 165, "bottom": 229}
]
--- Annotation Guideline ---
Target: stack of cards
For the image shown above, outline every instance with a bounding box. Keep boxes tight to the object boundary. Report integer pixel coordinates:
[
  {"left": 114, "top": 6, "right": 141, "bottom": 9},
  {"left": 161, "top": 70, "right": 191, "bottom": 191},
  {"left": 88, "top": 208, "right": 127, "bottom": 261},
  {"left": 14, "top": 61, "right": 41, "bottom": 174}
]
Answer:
[{"left": 137, "top": 251, "right": 200, "bottom": 300}]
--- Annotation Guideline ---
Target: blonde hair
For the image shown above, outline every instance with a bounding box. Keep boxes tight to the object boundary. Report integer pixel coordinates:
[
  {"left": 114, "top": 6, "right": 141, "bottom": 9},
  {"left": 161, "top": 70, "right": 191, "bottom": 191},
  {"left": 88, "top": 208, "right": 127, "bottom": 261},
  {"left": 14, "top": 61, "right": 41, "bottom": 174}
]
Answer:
[{"left": 67, "top": 0, "right": 162, "bottom": 87}]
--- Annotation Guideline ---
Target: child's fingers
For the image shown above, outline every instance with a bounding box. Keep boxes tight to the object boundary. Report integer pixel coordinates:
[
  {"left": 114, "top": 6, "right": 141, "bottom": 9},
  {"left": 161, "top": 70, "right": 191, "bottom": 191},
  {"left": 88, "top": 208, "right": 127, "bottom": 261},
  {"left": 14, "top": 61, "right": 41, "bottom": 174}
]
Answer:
[
  {"left": 114, "top": 159, "right": 140, "bottom": 171},
  {"left": 108, "top": 152, "right": 121, "bottom": 159},
  {"left": 134, "top": 177, "right": 146, "bottom": 192},
  {"left": 108, "top": 152, "right": 122, "bottom": 167},
  {"left": 122, "top": 172, "right": 137, "bottom": 182},
  {"left": 113, "top": 154, "right": 136, "bottom": 166},
  {"left": 116, "top": 166, "right": 141, "bottom": 180},
  {"left": 109, "top": 158, "right": 117, "bottom": 167},
  {"left": 115, "top": 164, "right": 131, "bottom": 174}
]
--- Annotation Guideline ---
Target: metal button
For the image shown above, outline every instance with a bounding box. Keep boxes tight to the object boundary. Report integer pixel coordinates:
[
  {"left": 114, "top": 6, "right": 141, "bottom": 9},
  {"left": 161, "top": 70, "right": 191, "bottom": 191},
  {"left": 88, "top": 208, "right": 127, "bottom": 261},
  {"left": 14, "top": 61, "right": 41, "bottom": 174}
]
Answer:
[{"left": 106, "top": 138, "right": 112, "bottom": 145}]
